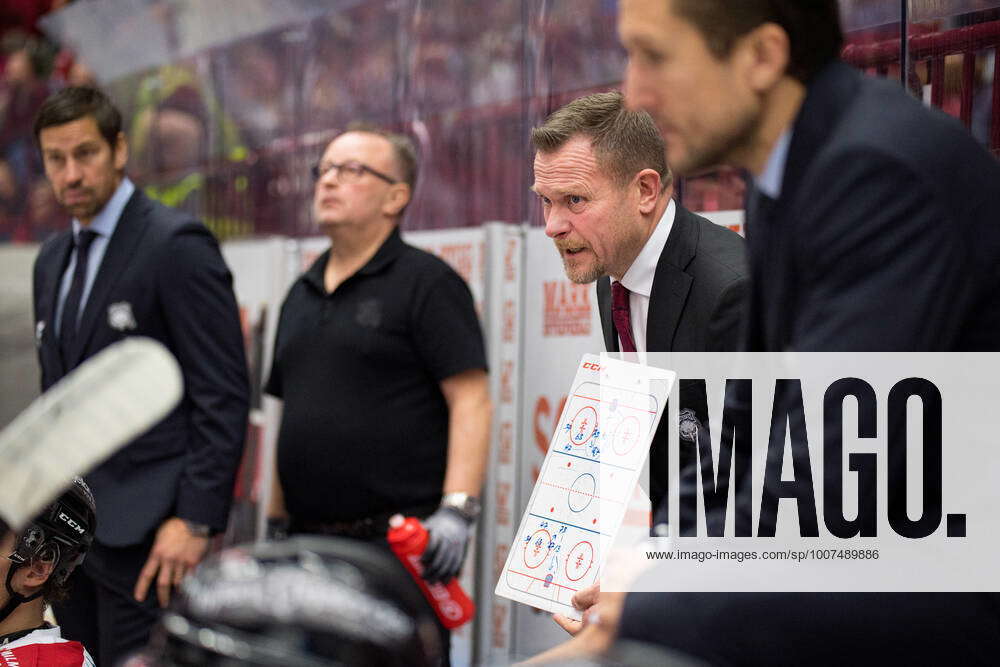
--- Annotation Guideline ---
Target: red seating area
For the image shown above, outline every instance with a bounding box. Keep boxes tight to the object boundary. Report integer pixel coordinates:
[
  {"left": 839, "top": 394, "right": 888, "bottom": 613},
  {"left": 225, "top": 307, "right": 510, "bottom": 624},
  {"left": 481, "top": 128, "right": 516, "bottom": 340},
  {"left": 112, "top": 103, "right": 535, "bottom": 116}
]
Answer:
[{"left": 1, "top": 1, "right": 998, "bottom": 242}]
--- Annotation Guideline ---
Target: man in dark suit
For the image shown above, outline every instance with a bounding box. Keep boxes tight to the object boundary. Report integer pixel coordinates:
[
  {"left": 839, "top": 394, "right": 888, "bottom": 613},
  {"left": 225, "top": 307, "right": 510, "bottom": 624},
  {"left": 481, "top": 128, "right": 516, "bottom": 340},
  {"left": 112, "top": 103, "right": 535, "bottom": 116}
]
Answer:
[
  {"left": 562, "top": 0, "right": 1000, "bottom": 664},
  {"left": 530, "top": 92, "right": 747, "bottom": 639},
  {"left": 533, "top": 92, "right": 746, "bottom": 358},
  {"left": 593, "top": 201, "right": 746, "bottom": 357},
  {"left": 31, "top": 86, "right": 248, "bottom": 665},
  {"left": 533, "top": 90, "right": 746, "bottom": 527}
]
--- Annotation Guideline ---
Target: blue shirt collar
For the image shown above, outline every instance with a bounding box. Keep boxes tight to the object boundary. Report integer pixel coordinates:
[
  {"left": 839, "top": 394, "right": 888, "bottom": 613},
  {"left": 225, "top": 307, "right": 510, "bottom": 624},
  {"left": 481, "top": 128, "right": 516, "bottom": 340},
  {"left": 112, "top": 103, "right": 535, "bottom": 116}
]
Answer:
[
  {"left": 72, "top": 177, "right": 135, "bottom": 240},
  {"left": 754, "top": 129, "right": 792, "bottom": 200}
]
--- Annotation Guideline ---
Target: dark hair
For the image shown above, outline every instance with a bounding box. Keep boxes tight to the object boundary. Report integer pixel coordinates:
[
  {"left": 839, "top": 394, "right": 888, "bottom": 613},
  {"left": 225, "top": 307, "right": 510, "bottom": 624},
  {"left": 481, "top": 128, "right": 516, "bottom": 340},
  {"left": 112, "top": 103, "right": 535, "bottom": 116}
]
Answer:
[
  {"left": 37, "top": 556, "right": 70, "bottom": 604},
  {"left": 4, "top": 37, "right": 57, "bottom": 79},
  {"left": 33, "top": 86, "right": 123, "bottom": 150},
  {"left": 9, "top": 477, "right": 96, "bottom": 605},
  {"left": 531, "top": 91, "right": 671, "bottom": 189},
  {"left": 344, "top": 121, "right": 419, "bottom": 193},
  {"left": 672, "top": 0, "right": 843, "bottom": 83}
]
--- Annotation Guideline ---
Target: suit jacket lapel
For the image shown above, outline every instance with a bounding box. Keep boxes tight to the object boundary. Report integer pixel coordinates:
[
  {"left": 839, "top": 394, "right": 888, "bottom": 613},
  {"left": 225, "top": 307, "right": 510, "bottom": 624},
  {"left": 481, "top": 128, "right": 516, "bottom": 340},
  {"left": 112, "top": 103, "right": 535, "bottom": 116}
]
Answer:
[
  {"left": 780, "top": 62, "right": 860, "bottom": 221},
  {"left": 596, "top": 277, "right": 619, "bottom": 352},
  {"left": 646, "top": 206, "right": 696, "bottom": 352},
  {"left": 752, "top": 61, "right": 860, "bottom": 350},
  {"left": 70, "top": 191, "right": 150, "bottom": 366}
]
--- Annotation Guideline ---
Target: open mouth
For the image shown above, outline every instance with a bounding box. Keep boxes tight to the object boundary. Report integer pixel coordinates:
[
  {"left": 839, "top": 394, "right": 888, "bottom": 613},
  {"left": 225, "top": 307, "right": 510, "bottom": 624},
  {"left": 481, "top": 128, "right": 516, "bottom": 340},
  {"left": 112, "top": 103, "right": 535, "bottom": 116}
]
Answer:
[{"left": 564, "top": 247, "right": 586, "bottom": 256}]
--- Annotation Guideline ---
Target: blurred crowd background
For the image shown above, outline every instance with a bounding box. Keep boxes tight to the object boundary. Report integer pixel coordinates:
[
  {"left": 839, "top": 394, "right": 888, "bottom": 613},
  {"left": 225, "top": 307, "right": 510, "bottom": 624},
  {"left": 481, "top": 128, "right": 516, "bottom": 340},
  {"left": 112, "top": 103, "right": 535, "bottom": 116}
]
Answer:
[
  {"left": 1, "top": 0, "right": 997, "bottom": 246},
  {"left": 2, "top": 2, "right": 999, "bottom": 428}
]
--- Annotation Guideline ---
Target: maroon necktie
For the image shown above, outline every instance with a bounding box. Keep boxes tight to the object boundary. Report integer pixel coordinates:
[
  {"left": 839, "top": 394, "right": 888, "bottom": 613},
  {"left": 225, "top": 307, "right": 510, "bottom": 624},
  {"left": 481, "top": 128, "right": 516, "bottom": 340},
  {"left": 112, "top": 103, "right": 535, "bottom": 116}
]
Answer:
[{"left": 611, "top": 281, "right": 637, "bottom": 353}]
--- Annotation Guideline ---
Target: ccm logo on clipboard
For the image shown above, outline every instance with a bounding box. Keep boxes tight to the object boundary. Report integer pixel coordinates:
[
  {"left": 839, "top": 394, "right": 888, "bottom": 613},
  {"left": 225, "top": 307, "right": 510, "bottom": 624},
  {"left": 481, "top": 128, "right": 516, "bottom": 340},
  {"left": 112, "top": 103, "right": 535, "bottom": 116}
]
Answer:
[{"left": 582, "top": 362, "right": 601, "bottom": 371}]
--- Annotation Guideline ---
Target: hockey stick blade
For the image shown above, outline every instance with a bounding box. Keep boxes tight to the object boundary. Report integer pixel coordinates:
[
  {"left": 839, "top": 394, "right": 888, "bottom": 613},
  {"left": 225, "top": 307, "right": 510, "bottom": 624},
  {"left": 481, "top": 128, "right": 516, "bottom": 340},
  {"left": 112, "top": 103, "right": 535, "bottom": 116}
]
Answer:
[{"left": 0, "top": 337, "right": 183, "bottom": 531}]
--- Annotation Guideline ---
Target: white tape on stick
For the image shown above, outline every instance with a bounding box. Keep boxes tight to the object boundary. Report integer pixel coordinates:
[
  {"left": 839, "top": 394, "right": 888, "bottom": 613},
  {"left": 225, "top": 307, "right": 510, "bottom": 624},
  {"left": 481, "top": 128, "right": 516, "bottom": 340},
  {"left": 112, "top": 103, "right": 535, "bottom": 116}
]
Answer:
[{"left": 0, "top": 337, "right": 183, "bottom": 530}]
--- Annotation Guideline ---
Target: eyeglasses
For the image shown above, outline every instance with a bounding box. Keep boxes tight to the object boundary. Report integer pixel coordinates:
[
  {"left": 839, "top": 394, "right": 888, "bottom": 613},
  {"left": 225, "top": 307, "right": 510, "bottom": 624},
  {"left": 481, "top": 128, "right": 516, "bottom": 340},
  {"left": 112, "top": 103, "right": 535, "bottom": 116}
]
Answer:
[{"left": 311, "top": 160, "right": 398, "bottom": 185}]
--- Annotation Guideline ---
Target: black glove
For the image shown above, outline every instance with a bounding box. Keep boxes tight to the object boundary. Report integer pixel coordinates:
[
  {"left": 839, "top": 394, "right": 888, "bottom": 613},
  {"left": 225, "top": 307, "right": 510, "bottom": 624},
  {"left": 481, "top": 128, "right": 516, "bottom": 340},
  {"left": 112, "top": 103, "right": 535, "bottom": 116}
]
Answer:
[{"left": 420, "top": 507, "right": 472, "bottom": 583}]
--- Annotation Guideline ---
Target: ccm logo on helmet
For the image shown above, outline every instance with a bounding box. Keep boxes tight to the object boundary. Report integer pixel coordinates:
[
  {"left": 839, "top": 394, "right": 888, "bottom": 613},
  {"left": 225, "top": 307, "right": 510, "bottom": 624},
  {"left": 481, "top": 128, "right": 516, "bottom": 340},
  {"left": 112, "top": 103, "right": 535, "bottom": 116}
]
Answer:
[
  {"left": 582, "top": 362, "right": 601, "bottom": 371},
  {"left": 58, "top": 512, "right": 86, "bottom": 535}
]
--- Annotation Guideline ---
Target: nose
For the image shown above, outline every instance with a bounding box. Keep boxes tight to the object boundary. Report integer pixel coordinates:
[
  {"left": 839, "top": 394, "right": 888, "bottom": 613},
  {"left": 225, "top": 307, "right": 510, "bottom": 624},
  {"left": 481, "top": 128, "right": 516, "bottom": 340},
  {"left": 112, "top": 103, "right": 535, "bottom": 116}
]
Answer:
[
  {"left": 622, "top": 61, "right": 648, "bottom": 112},
  {"left": 316, "top": 168, "right": 339, "bottom": 191},
  {"left": 63, "top": 157, "right": 83, "bottom": 184},
  {"left": 544, "top": 208, "right": 571, "bottom": 239}
]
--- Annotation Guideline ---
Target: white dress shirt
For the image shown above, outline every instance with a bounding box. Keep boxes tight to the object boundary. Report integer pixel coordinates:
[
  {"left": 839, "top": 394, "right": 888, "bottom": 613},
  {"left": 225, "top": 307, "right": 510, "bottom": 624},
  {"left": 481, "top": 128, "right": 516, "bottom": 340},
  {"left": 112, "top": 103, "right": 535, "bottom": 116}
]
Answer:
[{"left": 613, "top": 198, "right": 676, "bottom": 355}]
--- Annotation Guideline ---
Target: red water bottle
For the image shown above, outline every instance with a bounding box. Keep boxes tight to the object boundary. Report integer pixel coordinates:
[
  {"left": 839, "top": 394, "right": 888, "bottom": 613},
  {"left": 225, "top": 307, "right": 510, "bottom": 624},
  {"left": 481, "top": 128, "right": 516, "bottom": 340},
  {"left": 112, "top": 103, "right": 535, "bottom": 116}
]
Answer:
[{"left": 386, "top": 514, "right": 475, "bottom": 629}]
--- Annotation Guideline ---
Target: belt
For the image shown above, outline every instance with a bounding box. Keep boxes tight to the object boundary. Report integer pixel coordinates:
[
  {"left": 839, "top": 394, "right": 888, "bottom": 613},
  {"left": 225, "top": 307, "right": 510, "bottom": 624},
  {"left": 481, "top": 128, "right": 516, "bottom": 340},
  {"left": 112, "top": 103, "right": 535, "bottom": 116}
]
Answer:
[{"left": 290, "top": 502, "right": 439, "bottom": 540}]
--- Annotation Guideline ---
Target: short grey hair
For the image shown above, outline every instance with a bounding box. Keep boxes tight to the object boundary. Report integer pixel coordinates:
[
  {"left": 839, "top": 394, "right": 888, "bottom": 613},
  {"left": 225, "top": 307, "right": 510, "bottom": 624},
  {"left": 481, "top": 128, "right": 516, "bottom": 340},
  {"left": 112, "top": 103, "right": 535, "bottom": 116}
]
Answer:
[
  {"left": 531, "top": 91, "right": 672, "bottom": 188},
  {"left": 344, "top": 121, "right": 418, "bottom": 192}
]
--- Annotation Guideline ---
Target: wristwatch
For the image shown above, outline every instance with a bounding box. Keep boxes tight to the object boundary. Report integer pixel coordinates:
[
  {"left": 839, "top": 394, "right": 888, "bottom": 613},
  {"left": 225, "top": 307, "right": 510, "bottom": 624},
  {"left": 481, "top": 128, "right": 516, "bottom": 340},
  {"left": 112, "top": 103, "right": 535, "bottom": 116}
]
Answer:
[
  {"left": 183, "top": 519, "right": 212, "bottom": 537},
  {"left": 441, "top": 492, "right": 481, "bottom": 522}
]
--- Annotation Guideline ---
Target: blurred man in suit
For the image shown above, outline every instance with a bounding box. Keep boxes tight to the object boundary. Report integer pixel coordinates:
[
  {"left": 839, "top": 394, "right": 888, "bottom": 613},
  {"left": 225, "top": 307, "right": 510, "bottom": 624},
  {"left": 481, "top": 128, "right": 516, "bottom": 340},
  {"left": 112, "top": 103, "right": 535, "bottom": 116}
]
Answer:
[
  {"left": 532, "top": 1, "right": 1000, "bottom": 665},
  {"left": 31, "top": 86, "right": 248, "bottom": 665},
  {"left": 620, "top": 0, "right": 1000, "bottom": 353}
]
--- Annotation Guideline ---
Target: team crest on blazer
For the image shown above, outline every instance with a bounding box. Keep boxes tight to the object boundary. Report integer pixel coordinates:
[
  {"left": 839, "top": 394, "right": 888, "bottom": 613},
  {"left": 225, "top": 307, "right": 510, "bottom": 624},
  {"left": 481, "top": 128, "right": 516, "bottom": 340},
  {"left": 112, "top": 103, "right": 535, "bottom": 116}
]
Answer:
[
  {"left": 108, "top": 302, "right": 137, "bottom": 331},
  {"left": 35, "top": 320, "right": 45, "bottom": 347},
  {"left": 678, "top": 408, "right": 701, "bottom": 442}
]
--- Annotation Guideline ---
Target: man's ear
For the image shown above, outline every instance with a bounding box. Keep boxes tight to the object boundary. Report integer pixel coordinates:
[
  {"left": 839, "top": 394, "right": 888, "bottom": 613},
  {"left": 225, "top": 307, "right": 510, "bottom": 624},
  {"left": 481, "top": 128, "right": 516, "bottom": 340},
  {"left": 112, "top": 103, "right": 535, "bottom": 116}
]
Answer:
[
  {"left": 635, "top": 169, "right": 662, "bottom": 215},
  {"left": 734, "top": 22, "right": 791, "bottom": 93},
  {"left": 13, "top": 556, "right": 55, "bottom": 594},
  {"left": 382, "top": 182, "right": 412, "bottom": 217},
  {"left": 113, "top": 131, "right": 129, "bottom": 172}
]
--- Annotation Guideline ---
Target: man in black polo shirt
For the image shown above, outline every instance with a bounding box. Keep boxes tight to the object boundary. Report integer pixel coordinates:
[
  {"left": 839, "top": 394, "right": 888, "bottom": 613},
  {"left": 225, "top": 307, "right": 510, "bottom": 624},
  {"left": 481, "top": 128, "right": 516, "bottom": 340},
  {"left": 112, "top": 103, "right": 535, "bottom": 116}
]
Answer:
[{"left": 264, "top": 124, "right": 491, "bottom": 661}]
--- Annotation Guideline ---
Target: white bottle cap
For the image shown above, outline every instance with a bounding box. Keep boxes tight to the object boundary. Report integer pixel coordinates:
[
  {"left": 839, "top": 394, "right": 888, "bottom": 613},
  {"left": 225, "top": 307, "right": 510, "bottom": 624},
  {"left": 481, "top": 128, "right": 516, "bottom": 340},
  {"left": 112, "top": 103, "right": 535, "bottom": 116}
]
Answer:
[{"left": 388, "top": 514, "right": 405, "bottom": 529}]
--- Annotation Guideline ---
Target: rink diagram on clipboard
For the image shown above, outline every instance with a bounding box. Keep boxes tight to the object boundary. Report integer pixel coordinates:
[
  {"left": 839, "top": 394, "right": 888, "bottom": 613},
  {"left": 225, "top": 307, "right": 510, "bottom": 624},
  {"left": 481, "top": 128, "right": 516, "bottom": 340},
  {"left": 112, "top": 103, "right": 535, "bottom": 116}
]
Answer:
[{"left": 497, "top": 357, "right": 674, "bottom": 617}]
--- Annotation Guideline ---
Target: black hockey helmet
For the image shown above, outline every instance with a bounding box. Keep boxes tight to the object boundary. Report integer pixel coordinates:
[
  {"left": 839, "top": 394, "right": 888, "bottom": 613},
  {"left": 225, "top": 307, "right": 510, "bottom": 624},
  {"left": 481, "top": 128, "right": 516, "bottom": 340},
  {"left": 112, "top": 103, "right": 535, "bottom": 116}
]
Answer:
[
  {"left": 2, "top": 477, "right": 96, "bottom": 620},
  {"left": 139, "top": 536, "right": 442, "bottom": 667}
]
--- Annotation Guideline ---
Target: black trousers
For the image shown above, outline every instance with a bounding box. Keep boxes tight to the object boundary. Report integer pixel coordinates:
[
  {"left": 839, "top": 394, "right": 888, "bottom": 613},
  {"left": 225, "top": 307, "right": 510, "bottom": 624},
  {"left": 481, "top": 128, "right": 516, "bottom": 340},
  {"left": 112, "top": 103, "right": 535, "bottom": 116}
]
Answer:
[
  {"left": 619, "top": 592, "right": 1000, "bottom": 666},
  {"left": 53, "top": 539, "right": 161, "bottom": 667}
]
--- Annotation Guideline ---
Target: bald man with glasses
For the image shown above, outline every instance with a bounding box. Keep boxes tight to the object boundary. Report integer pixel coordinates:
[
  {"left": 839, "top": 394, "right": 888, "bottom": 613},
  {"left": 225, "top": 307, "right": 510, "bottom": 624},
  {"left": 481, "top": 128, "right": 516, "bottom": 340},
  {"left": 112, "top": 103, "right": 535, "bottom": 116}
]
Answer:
[{"left": 264, "top": 124, "right": 491, "bottom": 666}]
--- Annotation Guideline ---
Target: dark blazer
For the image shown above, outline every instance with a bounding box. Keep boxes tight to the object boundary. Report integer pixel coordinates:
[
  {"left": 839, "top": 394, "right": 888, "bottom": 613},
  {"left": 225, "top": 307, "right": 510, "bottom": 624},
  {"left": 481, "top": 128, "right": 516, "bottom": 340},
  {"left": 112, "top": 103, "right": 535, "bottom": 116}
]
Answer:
[
  {"left": 597, "top": 204, "right": 747, "bottom": 355},
  {"left": 619, "top": 62, "right": 1000, "bottom": 665},
  {"left": 32, "top": 188, "right": 249, "bottom": 547},
  {"left": 738, "top": 57, "right": 1000, "bottom": 563},
  {"left": 747, "top": 61, "right": 1000, "bottom": 353},
  {"left": 597, "top": 204, "right": 748, "bottom": 524}
]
